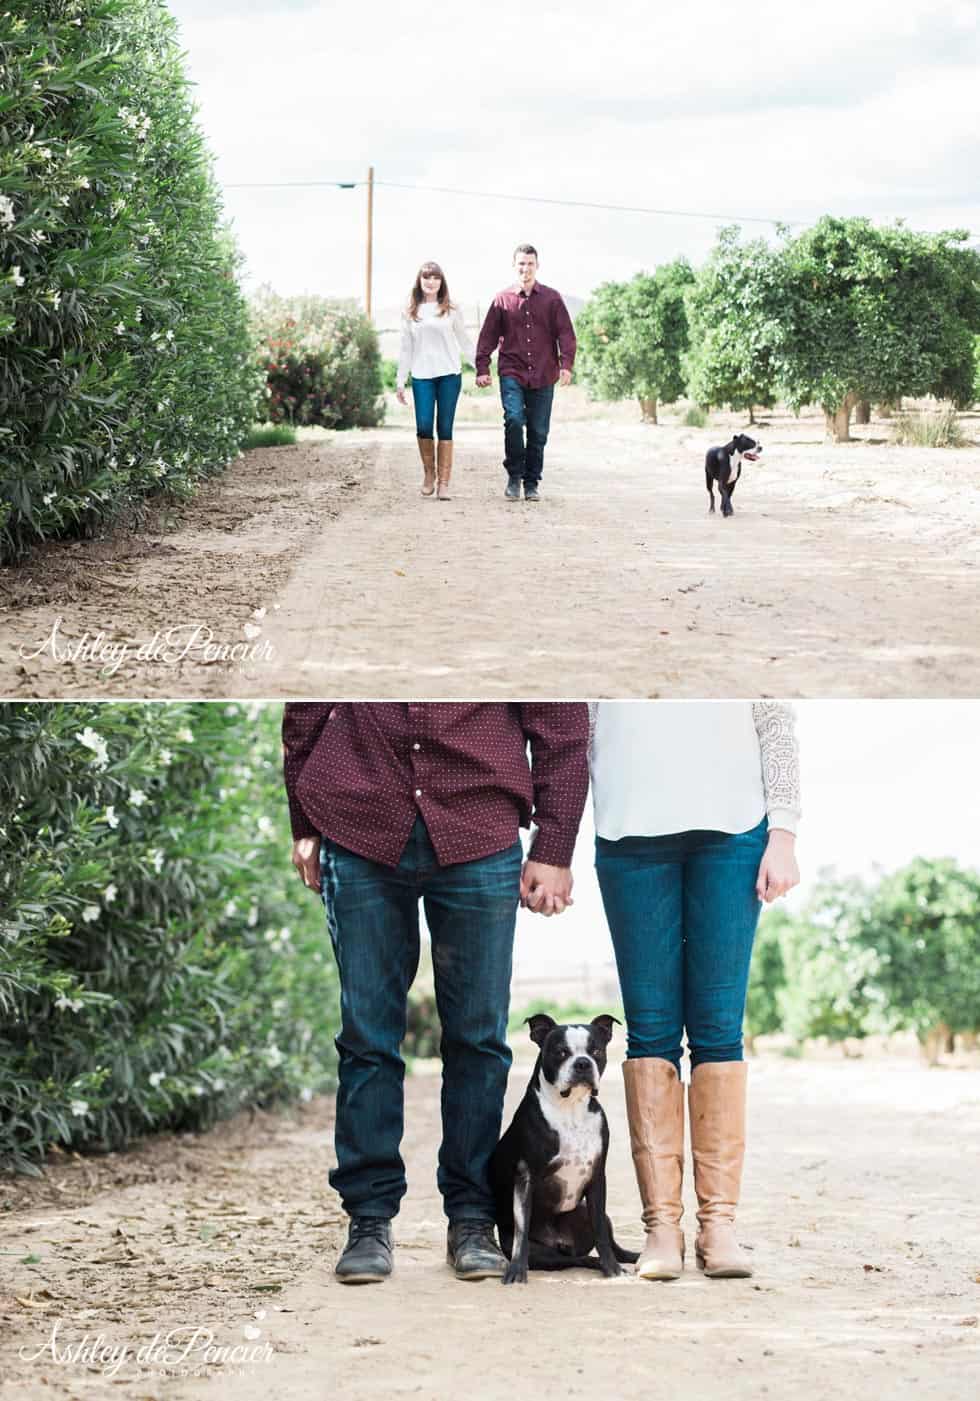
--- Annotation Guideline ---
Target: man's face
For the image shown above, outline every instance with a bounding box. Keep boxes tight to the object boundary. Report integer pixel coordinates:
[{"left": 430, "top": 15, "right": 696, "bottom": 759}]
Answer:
[{"left": 514, "top": 252, "right": 538, "bottom": 288}]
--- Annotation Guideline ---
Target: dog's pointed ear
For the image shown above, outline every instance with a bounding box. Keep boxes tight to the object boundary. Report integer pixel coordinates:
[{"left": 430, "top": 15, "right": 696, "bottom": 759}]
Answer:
[
  {"left": 589, "top": 1014, "right": 621, "bottom": 1044},
  {"left": 526, "top": 1013, "right": 556, "bottom": 1046}
]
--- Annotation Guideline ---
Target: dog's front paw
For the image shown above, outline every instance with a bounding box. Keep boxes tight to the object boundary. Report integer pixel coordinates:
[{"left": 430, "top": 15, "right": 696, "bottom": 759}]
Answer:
[
  {"left": 600, "top": 1257, "right": 625, "bottom": 1279},
  {"left": 502, "top": 1261, "right": 528, "bottom": 1286}
]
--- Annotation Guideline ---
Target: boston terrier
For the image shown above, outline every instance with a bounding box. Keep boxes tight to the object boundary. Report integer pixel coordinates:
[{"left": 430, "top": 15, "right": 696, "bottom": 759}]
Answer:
[
  {"left": 490, "top": 1013, "right": 639, "bottom": 1285},
  {"left": 704, "top": 433, "right": 763, "bottom": 517}
]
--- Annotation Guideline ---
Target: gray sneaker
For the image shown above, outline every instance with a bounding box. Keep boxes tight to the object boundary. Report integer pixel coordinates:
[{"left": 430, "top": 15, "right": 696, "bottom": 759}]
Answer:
[
  {"left": 524, "top": 484, "right": 541, "bottom": 502},
  {"left": 505, "top": 476, "right": 522, "bottom": 500}
]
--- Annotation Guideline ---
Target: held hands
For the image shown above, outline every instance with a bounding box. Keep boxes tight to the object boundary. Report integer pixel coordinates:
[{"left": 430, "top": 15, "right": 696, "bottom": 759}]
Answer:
[
  {"left": 396, "top": 388, "right": 407, "bottom": 405},
  {"left": 292, "top": 837, "right": 320, "bottom": 892},
  {"left": 756, "top": 830, "right": 800, "bottom": 903},
  {"left": 521, "top": 860, "right": 574, "bottom": 917},
  {"left": 475, "top": 373, "right": 492, "bottom": 388},
  {"left": 558, "top": 369, "right": 572, "bottom": 387}
]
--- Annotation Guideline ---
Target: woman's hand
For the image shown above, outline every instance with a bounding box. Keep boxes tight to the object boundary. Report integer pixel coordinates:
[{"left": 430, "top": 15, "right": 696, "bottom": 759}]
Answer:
[
  {"left": 756, "top": 829, "right": 799, "bottom": 903},
  {"left": 396, "top": 388, "right": 407, "bottom": 406},
  {"left": 292, "top": 837, "right": 320, "bottom": 892}
]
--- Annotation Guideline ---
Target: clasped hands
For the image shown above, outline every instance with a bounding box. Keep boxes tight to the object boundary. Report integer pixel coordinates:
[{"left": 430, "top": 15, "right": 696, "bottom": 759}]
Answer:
[{"left": 521, "top": 859, "right": 573, "bottom": 918}]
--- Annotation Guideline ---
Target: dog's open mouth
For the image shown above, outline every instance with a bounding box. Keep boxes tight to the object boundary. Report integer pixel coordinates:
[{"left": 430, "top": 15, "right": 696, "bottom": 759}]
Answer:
[{"left": 743, "top": 452, "right": 760, "bottom": 461}]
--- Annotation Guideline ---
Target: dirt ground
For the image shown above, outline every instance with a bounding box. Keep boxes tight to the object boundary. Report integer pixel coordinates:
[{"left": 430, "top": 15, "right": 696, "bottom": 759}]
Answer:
[
  {"left": 2, "top": 1051, "right": 979, "bottom": 1401},
  {"left": 2, "top": 396, "right": 979, "bottom": 699}
]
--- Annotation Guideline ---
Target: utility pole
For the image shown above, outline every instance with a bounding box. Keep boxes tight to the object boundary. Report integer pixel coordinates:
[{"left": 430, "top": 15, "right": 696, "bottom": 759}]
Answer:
[{"left": 366, "top": 165, "right": 374, "bottom": 321}]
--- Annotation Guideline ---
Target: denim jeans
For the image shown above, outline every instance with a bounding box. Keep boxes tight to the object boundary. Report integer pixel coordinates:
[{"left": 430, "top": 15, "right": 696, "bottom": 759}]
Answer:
[
  {"left": 594, "top": 816, "right": 768, "bottom": 1071},
  {"left": 500, "top": 375, "right": 555, "bottom": 485},
  {"left": 320, "top": 814, "right": 521, "bottom": 1221},
  {"left": 411, "top": 372, "right": 462, "bottom": 440}
]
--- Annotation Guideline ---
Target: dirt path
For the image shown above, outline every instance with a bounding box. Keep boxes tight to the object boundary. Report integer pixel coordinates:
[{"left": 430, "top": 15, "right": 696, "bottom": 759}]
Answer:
[
  {"left": 3, "top": 1053, "right": 979, "bottom": 1400},
  {"left": 2, "top": 402, "right": 979, "bottom": 699}
]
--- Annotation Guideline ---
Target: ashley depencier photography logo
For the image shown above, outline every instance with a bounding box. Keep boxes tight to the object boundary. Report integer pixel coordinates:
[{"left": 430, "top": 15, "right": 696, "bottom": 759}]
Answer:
[
  {"left": 19, "top": 1318, "right": 275, "bottom": 1380},
  {"left": 19, "top": 616, "right": 276, "bottom": 675}
]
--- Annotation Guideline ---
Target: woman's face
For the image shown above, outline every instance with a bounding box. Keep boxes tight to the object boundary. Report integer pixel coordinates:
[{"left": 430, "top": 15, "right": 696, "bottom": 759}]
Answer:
[{"left": 419, "top": 269, "right": 443, "bottom": 299}]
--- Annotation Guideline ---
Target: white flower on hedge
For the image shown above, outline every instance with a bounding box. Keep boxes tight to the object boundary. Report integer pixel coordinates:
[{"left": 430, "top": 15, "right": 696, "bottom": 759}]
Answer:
[
  {"left": 165, "top": 329, "right": 174, "bottom": 342},
  {"left": 76, "top": 726, "right": 109, "bottom": 768},
  {"left": 103, "top": 883, "right": 117, "bottom": 904},
  {"left": 158, "top": 748, "right": 173, "bottom": 766},
  {"left": 134, "top": 306, "right": 142, "bottom": 321},
  {"left": 128, "top": 788, "right": 147, "bottom": 807},
  {"left": 176, "top": 727, "right": 194, "bottom": 743},
  {"left": 43, "top": 491, "right": 56, "bottom": 506},
  {"left": 39, "top": 147, "right": 52, "bottom": 161},
  {"left": 115, "top": 321, "right": 125, "bottom": 335},
  {"left": 190, "top": 1084, "right": 205, "bottom": 1097},
  {"left": 70, "top": 1099, "right": 90, "bottom": 1117},
  {"left": 108, "top": 456, "right": 117, "bottom": 468},
  {"left": 148, "top": 848, "right": 164, "bottom": 873},
  {"left": 213, "top": 1077, "right": 226, "bottom": 1091},
  {"left": 55, "top": 995, "right": 85, "bottom": 1012},
  {"left": 81, "top": 904, "right": 100, "bottom": 923},
  {"left": 265, "top": 1045, "right": 283, "bottom": 1068},
  {"left": 11, "top": 266, "right": 24, "bottom": 287},
  {"left": 76, "top": 176, "right": 90, "bottom": 189},
  {"left": 104, "top": 805, "right": 118, "bottom": 828},
  {"left": 223, "top": 899, "right": 236, "bottom": 917},
  {"left": 60, "top": 194, "right": 70, "bottom": 206},
  {"left": 257, "top": 815, "right": 272, "bottom": 835},
  {"left": 0, "top": 195, "right": 15, "bottom": 228},
  {"left": 247, "top": 905, "right": 258, "bottom": 928},
  {"left": 149, "top": 1070, "right": 165, "bottom": 1088},
  {"left": 50, "top": 290, "right": 61, "bottom": 309}
]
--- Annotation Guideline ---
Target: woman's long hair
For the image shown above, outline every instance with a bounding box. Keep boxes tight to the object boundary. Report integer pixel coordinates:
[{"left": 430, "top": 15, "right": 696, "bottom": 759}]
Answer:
[{"left": 406, "top": 261, "right": 453, "bottom": 320}]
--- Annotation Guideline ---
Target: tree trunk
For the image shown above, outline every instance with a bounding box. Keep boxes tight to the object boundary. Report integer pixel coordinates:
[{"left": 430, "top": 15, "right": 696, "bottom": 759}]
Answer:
[
  {"left": 921, "top": 1021, "right": 951, "bottom": 1066},
  {"left": 639, "top": 396, "right": 658, "bottom": 424},
  {"left": 825, "top": 392, "right": 857, "bottom": 442},
  {"left": 747, "top": 404, "right": 755, "bottom": 425},
  {"left": 876, "top": 399, "right": 900, "bottom": 418},
  {"left": 854, "top": 399, "right": 871, "bottom": 424}
]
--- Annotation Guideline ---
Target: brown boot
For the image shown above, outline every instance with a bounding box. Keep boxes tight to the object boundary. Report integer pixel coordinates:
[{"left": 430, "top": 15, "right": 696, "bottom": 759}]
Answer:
[
  {"left": 688, "top": 1061, "right": 752, "bottom": 1278},
  {"left": 622, "top": 1057, "right": 685, "bottom": 1280},
  {"left": 436, "top": 440, "right": 453, "bottom": 500},
  {"left": 418, "top": 436, "right": 436, "bottom": 496}
]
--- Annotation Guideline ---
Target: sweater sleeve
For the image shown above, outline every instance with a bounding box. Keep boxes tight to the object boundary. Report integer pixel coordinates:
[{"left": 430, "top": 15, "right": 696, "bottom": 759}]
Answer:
[
  {"left": 475, "top": 300, "right": 503, "bottom": 378},
  {"left": 453, "top": 305, "right": 477, "bottom": 368},
  {"left": 396, "top": 314, "right": 413, "bottom": 391},
  {"left": 519, "top": 702, "right": 590, "bottom": 866},
  {"left": 752, "top": 701, "right": 801, "bottom": 834},
  {"left": 553, "top": 293, "right": 577, "bottom": 374},
  {"left": 282, "top": 702, "right": 335, "bottom": 839}
]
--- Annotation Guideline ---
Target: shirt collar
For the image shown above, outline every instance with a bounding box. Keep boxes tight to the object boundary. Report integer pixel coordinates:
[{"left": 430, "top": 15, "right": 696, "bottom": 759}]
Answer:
[{"left": 512, "top": 281, "right": 539, "bottom": 298}]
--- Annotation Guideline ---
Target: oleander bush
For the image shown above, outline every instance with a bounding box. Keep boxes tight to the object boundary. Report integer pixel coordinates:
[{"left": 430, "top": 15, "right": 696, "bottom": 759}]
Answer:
[
  {"left": 0, "top": 0, "right": 262, "bottom": 564},
  {"left": 0, "top": 701, "right": 339, "bottom": 1175},
  {"left": 250, "top": 285, "right": 385, "bottom": 429}
]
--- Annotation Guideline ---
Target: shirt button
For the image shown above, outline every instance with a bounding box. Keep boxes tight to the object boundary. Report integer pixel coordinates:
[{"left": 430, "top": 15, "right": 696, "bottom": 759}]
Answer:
[
  {"left": 413, "top": 742, "right": 420, "bottom": 751},
  {"left": 415, "top": 788, "right": 422, "bottom": 797}
]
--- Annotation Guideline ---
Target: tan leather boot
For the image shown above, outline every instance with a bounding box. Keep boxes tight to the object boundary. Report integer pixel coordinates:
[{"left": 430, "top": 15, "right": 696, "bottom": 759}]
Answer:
[
  {"left": 688, "top": 1061, "right": 752, "bottom": 1278},
  {"left": 418, "top": 436, "right": 436, "bottom": 496},
  {"left": 436, "top": 440, "right": 453, "bottom": 500},
  {"left": 623, "top": 1057, "right": 685, "bottom": 1279}
]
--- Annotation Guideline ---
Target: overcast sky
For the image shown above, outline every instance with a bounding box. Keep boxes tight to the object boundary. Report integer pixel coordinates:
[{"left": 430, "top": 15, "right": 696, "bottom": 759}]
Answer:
[
  {"left": 510, "top": 701, "right": 980, "bottom": 978},
  {"left": 168, "top": 0, "right": 980, "bottom": 322}
]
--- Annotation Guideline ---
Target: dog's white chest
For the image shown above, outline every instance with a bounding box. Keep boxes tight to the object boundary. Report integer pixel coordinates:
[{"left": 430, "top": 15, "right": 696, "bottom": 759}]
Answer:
[{"left": 536, "top": 1088, "right": 602, "bottom": 1213}]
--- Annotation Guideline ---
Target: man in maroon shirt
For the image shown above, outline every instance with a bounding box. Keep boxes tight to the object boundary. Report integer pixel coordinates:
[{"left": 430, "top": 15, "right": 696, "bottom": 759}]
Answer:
[
  {"left": 282, "top": 702, "right": 589, "bottom": 1284},
  {"left": 475, "top": 244, "right": 576, "bottom": 501}
]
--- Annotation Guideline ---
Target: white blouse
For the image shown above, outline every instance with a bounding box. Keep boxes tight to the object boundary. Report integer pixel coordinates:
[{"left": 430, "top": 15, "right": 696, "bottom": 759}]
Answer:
[
  {"left": 396, "top": 302, "right": 476, "bottom": 390},
  {"left": 588, "top": 701, "right": 801, "bottom": 839}
]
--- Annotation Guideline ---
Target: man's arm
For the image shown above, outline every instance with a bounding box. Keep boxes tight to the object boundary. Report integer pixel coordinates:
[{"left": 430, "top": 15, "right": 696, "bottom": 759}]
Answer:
[
  {"left": 518, "top": 703, "right": 589, "bottom": 914},
  {"left": 282, "top": 702, "right": 335, "bottom": 839},
  {"left": 475, "top": 298, "right": 503, "bottom": 380},
  {"left": 553, "top": 294, "right": 576, "bottom": 380}
]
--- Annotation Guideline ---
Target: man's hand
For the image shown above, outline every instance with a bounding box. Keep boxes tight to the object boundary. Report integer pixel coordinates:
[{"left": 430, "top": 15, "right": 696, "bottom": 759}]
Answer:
[
  {"left": 475, "top": 373, "right": 492, "bottom": 388},
  {"left": 558, "top": 369, "right": 572, "bottom": 387},
  {"left": 395, "top": 388, "right": 407, "bottom": 405},
  {"left": 292, "top": 836, "right": 320, "bottom": 892},
  {"left": 756, "top": 830, "right": 800, "bottom": 903},
  {"left": 521, "top": 860, "right": 574, "bottom": 917}
]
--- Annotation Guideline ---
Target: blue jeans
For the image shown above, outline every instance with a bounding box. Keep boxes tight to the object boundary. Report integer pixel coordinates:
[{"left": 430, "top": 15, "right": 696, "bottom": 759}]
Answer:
[
  {"left": 411, "top": 372, "right": 462, "bottom": 440},
  {"left": 594, "top": 817, "right": 768, "bottom": 1071},
  {"left": 500, "top": 375, "right": 555, "bottom": 485},
  {"left": 320, "top": 814, "right": 521, "bottom": 1221}
]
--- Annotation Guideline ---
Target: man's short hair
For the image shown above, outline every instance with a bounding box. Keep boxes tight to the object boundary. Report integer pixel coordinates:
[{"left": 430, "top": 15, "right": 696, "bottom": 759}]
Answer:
[{"left": 513, "top": 243, "right": 538, "bottom": 261}]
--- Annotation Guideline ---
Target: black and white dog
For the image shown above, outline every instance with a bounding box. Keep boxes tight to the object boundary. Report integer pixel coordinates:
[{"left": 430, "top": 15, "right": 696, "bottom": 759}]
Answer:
[
  {"left": 705, "top": 433, "right": 763, "bottom": 517},
  {"left": 491, "top": 1013, "right": 638, "bottom": 1285}
]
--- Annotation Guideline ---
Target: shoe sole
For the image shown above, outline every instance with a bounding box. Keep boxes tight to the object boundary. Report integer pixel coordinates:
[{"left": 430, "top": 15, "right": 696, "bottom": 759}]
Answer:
[
  {"left": 696, "top": 1253, "right": 752, "bottom": 1279},
  {"left": 636, "top": 1264, "right": 683, "bottom": 1280},
  {"left": 446, "top": 1251, "right": 505, "bottom": 1281},
  {"left": 336, "top": 1271, "right": 389, "bottom": 1285}
]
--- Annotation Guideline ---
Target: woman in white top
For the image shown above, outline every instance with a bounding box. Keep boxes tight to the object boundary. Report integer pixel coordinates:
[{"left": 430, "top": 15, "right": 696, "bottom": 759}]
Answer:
[
  {"left": 396, "top": 262, "right": 475, "bottom": 501},
  {"left": 589, "top": 701, "right": 801, "bottom": 1283}
]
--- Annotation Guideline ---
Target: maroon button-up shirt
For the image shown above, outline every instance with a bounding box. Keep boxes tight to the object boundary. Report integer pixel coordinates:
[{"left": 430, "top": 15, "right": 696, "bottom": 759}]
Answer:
[
  {"left": 475, "top": 281, "right": 576, "bottom": 388},
  {"left": 282, "top": 702, "right": 589, "bottom": 869}
]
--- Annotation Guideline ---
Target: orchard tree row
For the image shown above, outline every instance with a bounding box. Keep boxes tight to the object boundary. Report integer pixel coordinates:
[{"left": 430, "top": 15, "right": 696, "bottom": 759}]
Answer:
[{"left": 576, "top": 218, "right": 980, "bottom": 441}]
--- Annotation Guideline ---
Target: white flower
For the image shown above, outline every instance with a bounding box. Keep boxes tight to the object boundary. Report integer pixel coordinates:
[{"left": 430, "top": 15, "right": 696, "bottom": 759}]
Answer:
[
  {"left": 165, "top": 329, "right": 174, "bottom": 342},
  {"left": 50, "top": 290, "right": 61, "bottom": 310},
  {"left": 104, "top": 805, "right": 118, "bottom": 828},
  {"left": 128, "top": 788, "right": 147, "bottom": 807},
  {"left": 148, "top": 848, "right": 164, "bottom": 873},
  {"left": 108, "top": 456, "right": 117, "bottom": 468},
  {"left": 11, "top": 266, "right": 24, "bottom": 287},
  {"left": 76, "top": 726, "right": 109, "bottom": 769},
  {"left": 190, "top": 1084, "right": 205, "bottom": 1097},
  {"left": 224, "top": 899, "right": 236, "bottom": 917},
  {"left": 0, "top": 194, "right": 15, "bottom": 228},
  {"left": 76, "top": 175, "right": 90, "bottom": 189},
  {"left": 247, "top": 905, "right": 258, "bottom": 928},
  {"left": 81, "top": 905, "right": 100, "bottom": 923},
  {"left": 60, "top": 194, "right": 70, "bottom": 206},
  {"left": 265, "top": 1045, "right": 283, "bottom": 1068},
  {"left": 257, "top": 815, "right": 273, "bottom": 835},
  {"left": 55, "top": 995, "right": 84, "bottom": 1012},
  {"left": 103, "top": 883, "right": 117, "bottom": 904},
  {"left": 39, "top": 147, "right": 52, "bottom": 161},
  {"left": 70, "top": 1099, "right": 90, "bottom": 1117},
  {"left": 300, "top": 1087, "right": 313, "bottom": 1103},
  {"left": 115, "top": 321, "right": 125, "bottom": 335},
  {"left": 134, "top": 306, "right": 142, "bottom": 321},
  {"left": 43, "top": 491, "right": 56, "bottom": 506},
  {"left": 158, "top": 748, "right": 173, "bottom": 766},
  {"left": 176, "top": 727, "right": 194, "bottom": 743},
  {"left": 149, "top": 1070, "right": 165, "bottom": 1088},
  {"left": 213, "top": 1077, "right": 226, "bottom": 1091}
]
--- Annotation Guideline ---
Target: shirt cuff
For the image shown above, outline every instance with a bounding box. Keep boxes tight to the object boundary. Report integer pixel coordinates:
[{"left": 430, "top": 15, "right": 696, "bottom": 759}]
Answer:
[
  {"left": 527, "top": 825, "right": 576, "bottom": 868},
  {"left": 288, "top": 794, "right": 321, "bottom": 841},
  {"left": 766, "top": 808, "right": 799, "bottom": 836}
]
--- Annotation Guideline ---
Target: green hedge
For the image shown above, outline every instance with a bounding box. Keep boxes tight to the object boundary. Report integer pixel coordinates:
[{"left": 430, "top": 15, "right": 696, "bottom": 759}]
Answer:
[
  {"left": 0, "top": 701, "right": 339, "bottom": 1175},
  {"left": 250, "top": 285, "right": 385, "bottom": 429},
  {"left": 0, "top": 0, "right": 262, "bottom": 563}
]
